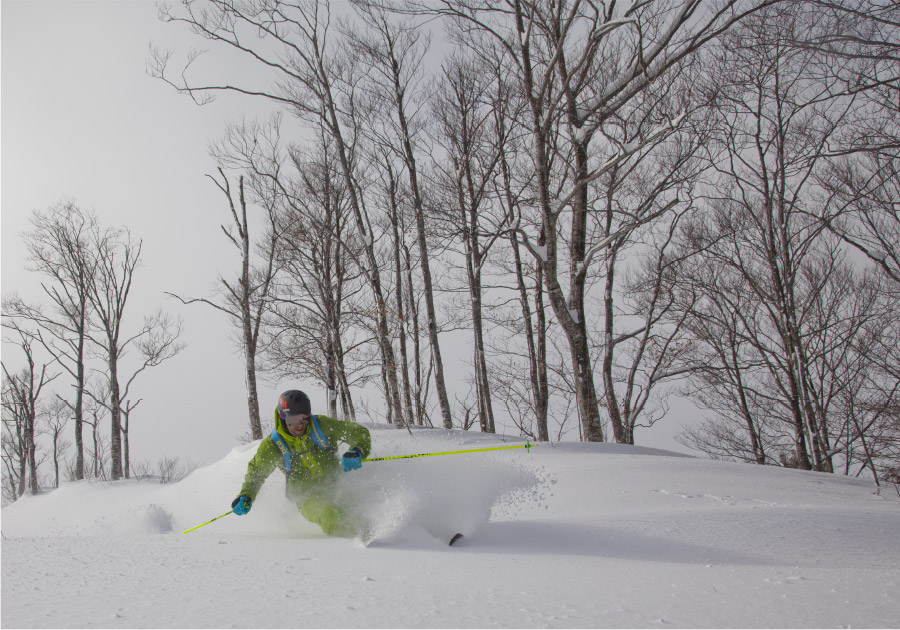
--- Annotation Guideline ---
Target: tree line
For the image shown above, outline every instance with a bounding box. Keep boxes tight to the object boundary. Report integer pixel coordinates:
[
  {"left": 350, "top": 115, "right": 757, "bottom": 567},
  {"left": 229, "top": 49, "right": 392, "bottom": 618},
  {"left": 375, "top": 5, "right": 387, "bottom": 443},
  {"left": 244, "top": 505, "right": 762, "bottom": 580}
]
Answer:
[{"left": 1, "top": 205, "right": 184, "bottom": 503}]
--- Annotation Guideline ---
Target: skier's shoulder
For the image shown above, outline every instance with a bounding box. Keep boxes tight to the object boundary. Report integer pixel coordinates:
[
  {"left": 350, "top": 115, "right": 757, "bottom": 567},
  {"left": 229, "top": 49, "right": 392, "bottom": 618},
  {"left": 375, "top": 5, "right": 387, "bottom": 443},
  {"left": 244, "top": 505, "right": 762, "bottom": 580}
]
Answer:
[
  {"left": 315, "top": 413, "right": 348, "bottom": 428},
  {"left": 253, "top": 430, "right": 282, "bottom": 459},
  {"left": 315, "top": 414, "right": 370, "bottom": 437}
]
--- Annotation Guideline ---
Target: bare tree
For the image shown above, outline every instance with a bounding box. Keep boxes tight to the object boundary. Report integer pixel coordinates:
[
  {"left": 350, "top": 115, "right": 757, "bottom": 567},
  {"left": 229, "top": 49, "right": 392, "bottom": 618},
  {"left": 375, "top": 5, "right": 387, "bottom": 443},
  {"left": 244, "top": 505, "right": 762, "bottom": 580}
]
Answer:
[
  {"left": 485, "top": 235, "right": 562, "bottom": 441},
  {"left": 609, "top": 208, "right": 701, "bottom": 444},
  {"left": 377, "top": 145, "right": 418, "bottom": 426},
  {"left": 2, "top": 375, "right": 27, "bottom": 502},
  {"left": 262, "top": 126, "right": 370, "bottom": 422},
  {"left": 590, "top": 66, "right": 707, "bottom": 444},
  {"left": 0, "top": 324, "right": 59, "bottom": 496},
  {"left": 81, "top": 385, "right": 109, "bottom": 480},
  {"left": 674, "top": 246, "right": 786, "bottom": 464},
  {"left": 84, "top": 223, "right": 145, "bottom": 480},
  {"left": 692, "top": 5, "right": 870, "bottom": 470},
  {"left": 488, "top": 59, "right": 554, "bottom": 441},
  {"left": 44, "top": 397, "right": 71, "bottom": 489},
  {"left": 677, "top": 236, "right": 900, "bottom": 477},
  {"left": 4, "top": 203, "right": 96, "bottom": 480},
  {"left": 168, "top": 162, "right": 276, "bottom": 440},
  {"left": 802, "top": 0, "right": 899, "bottom": 114},
  {"left": 82, "top": 312, "right": 183, "bottom": 478},
  {"left": 825, "top": 271, "right": 900, "bottom": 486},
  {"left": 430, "top": 54, "right": 517, "bottom": 433},
  {"left": 508, "top": 234, "right": 552, "bottom": 441}
]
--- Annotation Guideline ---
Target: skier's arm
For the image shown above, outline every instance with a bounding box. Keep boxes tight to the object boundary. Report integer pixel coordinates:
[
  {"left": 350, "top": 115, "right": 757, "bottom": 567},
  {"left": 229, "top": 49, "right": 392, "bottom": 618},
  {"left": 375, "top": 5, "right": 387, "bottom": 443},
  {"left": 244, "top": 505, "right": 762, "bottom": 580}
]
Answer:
[
  {"left": 318, "top": 416, "right": 372, "bottom": 457},
  {"left": 344, "top": 423, "right": 371, "bottom": 458},
  {"left": 239, "top": 441, "right": 279, "bottom": 501}
]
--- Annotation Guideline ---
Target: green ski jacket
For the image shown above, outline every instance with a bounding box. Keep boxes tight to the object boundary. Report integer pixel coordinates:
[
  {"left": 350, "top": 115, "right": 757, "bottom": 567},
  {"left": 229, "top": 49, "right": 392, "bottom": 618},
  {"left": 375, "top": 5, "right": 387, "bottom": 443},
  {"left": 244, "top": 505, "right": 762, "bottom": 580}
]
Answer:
[{"left": 238, "top": 411, "right": 371, "bottom": 503}]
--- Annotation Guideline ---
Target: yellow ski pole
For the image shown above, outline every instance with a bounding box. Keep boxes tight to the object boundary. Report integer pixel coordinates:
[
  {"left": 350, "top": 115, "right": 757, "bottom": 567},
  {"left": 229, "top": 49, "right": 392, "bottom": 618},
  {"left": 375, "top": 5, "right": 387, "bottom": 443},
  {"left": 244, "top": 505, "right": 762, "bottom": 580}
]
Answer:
[
  {"left": 362, "top": 441, "right": 535, "bottom": 463},
  {"left": 182, "top": 510, "right": 233, "bottom": 534}
]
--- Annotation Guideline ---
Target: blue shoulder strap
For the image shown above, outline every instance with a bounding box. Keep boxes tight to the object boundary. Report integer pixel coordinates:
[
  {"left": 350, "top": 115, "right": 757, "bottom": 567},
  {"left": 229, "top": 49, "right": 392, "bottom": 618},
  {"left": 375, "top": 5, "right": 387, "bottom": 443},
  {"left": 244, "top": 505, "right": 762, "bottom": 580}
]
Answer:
[
  {"left": 308, "top": 415, "right": 332, "bottom": 450},
  {"left": 270, "top": 428, "right": 292, "bottom": 471}
]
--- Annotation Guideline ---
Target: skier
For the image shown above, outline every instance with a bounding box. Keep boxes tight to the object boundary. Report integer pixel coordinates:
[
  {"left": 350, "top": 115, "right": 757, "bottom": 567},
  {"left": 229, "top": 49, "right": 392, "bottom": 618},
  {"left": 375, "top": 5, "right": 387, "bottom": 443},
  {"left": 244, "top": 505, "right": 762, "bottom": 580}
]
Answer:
[{"left": 230, "top": 389, "right": 371, "bottom": 537}]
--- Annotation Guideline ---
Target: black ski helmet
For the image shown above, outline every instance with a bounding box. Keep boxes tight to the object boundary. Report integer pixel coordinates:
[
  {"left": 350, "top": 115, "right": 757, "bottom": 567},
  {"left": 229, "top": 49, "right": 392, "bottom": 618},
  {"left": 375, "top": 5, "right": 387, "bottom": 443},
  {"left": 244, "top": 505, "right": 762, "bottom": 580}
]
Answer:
[{"left": 278, "top": 390, "right": 311, "bottom": 421}]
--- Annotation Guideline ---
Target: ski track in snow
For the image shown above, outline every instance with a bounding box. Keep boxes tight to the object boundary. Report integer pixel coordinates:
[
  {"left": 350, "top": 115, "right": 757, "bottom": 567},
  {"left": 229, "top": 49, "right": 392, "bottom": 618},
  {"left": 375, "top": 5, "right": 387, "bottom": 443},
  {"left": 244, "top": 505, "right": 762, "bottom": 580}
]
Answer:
[{"left": 3, "top": 427, "right": 899, "bottom": 629}]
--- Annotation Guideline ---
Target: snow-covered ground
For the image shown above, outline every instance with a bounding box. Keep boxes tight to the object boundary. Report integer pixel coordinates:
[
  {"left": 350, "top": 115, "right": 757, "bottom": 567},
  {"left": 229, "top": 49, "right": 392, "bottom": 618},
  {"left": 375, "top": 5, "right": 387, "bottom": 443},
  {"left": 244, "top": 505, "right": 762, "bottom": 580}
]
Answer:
[{"left": 2, "top": 426, "right": 899, "bottom": 628}]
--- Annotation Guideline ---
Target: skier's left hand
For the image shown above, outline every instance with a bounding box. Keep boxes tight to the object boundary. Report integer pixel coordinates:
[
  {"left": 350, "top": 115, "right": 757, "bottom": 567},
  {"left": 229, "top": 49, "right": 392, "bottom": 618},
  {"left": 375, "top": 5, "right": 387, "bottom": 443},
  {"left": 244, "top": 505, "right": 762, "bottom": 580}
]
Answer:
[
  {"left": 231, "top": 495, "right": 252, "bottom": 515},
  {"left": 342, "top": 447, "right": 363, "bottom": 472}
]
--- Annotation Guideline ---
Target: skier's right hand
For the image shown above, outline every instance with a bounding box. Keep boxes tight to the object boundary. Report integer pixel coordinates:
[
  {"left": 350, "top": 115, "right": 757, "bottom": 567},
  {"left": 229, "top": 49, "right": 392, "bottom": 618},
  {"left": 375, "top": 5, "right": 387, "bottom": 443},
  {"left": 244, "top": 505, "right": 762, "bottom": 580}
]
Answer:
[{"left": 231, "top": 495, "right": 252, "bottom": 516}]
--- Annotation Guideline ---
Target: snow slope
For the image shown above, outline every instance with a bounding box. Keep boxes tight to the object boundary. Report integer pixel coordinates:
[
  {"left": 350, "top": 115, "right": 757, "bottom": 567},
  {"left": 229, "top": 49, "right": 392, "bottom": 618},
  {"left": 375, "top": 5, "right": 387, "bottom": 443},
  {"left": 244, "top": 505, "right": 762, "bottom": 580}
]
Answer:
[{"left": 2, "top": 427, "right": 899, "bottom": 629}]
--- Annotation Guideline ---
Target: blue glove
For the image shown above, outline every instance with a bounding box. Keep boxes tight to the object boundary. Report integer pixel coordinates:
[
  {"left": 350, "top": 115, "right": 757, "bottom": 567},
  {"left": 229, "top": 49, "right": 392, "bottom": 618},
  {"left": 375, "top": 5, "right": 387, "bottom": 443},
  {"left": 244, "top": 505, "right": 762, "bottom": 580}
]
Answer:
[
  {"left": 342, "top": 447, "right": 363, "bottom": 472},
  {"left": 231, "top": 495, "right": 252, "bottom": 515}
]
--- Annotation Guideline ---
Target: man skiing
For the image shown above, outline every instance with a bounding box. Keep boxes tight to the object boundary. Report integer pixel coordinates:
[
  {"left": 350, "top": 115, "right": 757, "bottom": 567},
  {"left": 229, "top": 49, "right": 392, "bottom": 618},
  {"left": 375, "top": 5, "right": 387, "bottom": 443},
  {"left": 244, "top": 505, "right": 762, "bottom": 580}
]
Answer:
[{"left": 230, "top": 389, "right": 371, "bottom": 537}]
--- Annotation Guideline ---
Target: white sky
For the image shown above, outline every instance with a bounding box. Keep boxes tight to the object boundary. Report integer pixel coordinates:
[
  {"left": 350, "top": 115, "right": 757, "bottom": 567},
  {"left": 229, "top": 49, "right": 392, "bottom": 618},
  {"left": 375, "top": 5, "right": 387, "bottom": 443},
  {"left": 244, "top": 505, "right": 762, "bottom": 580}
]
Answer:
[{"left": 1, "top": 0, "right": 691, "bottom": 468}]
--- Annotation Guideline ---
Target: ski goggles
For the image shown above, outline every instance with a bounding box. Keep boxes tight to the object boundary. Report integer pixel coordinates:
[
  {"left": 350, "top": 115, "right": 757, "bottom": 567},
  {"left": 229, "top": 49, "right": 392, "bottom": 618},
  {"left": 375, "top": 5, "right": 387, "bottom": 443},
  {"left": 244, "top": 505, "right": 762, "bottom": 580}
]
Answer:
[{"left": 284, "top": 413, "right": 311, "bottom": 429}]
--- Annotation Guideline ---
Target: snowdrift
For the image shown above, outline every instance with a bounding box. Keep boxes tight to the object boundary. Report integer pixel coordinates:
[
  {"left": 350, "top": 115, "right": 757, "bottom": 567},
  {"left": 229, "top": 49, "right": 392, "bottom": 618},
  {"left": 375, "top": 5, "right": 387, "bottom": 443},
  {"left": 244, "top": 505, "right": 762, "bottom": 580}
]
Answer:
[
  {"left": 1, "top": 427, "right": 552, "bottom": 541},
  {"left": 3, "top": 426, "right": 899, "bottom": 628}
]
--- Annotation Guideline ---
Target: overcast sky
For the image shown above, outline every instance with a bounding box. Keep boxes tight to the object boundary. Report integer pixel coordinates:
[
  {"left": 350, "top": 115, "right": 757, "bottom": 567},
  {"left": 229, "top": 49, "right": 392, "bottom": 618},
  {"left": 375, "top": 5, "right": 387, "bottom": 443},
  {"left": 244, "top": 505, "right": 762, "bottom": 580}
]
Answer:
[{"left": 2, "top": 0, "right": 692, "bottom": 468}]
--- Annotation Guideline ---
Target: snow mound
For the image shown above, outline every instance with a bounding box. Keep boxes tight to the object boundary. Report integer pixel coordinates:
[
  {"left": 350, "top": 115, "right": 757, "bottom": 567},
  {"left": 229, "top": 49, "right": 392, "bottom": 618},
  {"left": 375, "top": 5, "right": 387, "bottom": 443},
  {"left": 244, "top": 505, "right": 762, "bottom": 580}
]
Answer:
[{"left": 1, "top": 428, "right": 551, "bottom": 542}]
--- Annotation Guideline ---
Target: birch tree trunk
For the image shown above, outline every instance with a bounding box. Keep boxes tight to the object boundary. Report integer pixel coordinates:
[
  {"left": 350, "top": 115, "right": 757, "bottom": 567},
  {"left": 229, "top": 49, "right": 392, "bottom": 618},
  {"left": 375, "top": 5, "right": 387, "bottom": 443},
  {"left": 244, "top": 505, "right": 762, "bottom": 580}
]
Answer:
[{"left": 385, "top": 157, "right": 416, "bottom": 427}]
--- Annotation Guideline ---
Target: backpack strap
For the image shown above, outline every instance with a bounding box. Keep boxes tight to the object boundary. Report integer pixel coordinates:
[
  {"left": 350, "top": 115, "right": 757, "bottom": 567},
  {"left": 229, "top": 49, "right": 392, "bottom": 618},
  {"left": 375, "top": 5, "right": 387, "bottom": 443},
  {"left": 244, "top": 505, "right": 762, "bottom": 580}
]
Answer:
[
  {"left": 308, "top": 415, "right": 332, "bottom": 450},
  {"left": 270, "top": 428, "right": 292, "bottom": 471}
]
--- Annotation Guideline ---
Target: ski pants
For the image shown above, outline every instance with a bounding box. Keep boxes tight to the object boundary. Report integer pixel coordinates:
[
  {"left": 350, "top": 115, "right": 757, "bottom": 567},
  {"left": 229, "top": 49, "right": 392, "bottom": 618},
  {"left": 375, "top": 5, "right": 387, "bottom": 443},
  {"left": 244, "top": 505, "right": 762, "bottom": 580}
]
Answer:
[{"left": 298, "top": 496, "right": 355, "bottom": 537}]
